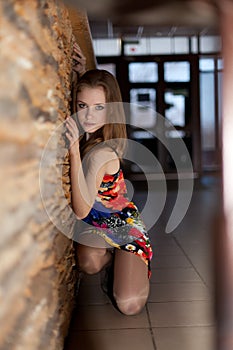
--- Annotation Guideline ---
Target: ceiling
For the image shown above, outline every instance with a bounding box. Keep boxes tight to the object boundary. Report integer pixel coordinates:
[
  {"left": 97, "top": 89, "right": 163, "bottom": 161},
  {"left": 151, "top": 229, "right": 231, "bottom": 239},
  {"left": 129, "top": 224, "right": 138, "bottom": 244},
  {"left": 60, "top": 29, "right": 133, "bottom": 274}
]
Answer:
[
  {"left": 65, "top": 0, "right": 220, "bottom": 39},
  {"left": 88, "top": 21, "right": 219, "bottom": 39}
]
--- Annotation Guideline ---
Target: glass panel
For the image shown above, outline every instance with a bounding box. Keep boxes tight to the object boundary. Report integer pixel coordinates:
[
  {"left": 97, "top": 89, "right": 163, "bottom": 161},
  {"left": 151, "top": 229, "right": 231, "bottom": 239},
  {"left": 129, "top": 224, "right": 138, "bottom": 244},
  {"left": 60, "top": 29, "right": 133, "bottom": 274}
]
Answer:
[
  {"left": 200, "top": 36, "right": 221, "bottom": 53},
  {"left": 165, "top": 90, "right": 186, "bottom": 127},
  {"left": 165, "top": 130, "right": 186, "bottom": 138},
  {"left": 124, "top": 38, "right": 148, "bottom": 55},
  {"left": 97, "top": 63, "right": 116, "bottom": 76},
  {"left": 130, "top": 88, "right": 156, "bottom": 129},
  {"left": 150, "top": 37, "right": 188, "bottom": 54},
  {"left": 129, "top": 62, "right": 158, "bottom": 82},
  {"left": 164, "top": 62, "right": 190, "bottom": 82},
  {"left": 199, "top": 58, "right": 214, "bottom": 72},
  {"left": 173, "top": 37, "right": 189, "bottom": 54},
  {"left": 131, "top": 130, "right": 154, "bottom": 139},
  {"left": 218, "top": 71, "right": 223, "bottom": 147},
  {"left": 191, "top": 36, "right": 198, "bottom": 54},
  {"left": 200, "top": 72, "right": 215, "bottom": 150},
  {"left": 93, "top": 38, "right": 121, "bottom": 56},
  {"left": 217, "top": 58, "right": 224, "bottom": 70},
  {"left": 150, "top": 37, "right": 172, "bottom": 54}
]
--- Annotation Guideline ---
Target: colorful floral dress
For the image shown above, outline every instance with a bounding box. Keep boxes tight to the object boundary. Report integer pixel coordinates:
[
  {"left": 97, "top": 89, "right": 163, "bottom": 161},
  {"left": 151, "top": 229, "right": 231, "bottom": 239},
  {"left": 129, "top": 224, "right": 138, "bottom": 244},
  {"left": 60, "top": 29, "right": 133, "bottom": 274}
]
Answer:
[{"left": 82, "top": 168, "right": 153, "bottom": 278}]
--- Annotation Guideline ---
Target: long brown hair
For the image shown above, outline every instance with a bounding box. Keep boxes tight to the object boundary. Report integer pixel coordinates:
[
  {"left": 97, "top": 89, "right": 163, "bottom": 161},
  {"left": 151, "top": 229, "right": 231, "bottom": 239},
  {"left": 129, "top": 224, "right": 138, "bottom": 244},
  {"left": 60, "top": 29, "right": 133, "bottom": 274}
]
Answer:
[{"left": 75, "top": 69, "right": 127, "bottom": 159}]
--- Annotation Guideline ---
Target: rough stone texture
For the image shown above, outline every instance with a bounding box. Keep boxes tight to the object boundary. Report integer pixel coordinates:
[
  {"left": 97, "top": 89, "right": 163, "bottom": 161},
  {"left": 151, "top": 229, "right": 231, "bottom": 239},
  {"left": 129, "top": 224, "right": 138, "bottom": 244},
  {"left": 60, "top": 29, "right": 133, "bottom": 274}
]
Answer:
[{"left": 0, "top": 1, "right": 84, "bottom": 349}]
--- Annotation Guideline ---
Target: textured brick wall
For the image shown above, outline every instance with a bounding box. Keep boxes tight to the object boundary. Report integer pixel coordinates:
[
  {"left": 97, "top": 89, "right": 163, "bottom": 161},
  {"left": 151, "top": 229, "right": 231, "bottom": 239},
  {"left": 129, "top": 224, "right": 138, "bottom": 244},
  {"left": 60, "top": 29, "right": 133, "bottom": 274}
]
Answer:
[{"left": 0, "top": 1, "right": 81, "bottom": 349}]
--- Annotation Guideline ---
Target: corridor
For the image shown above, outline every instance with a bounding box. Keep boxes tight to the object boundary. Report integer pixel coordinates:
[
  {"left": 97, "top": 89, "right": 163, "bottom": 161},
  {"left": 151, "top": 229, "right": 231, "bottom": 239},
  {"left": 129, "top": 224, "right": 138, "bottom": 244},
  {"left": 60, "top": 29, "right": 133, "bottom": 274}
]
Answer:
[{"left": 64, "top": 174, "right": 219, "bottom": 350}]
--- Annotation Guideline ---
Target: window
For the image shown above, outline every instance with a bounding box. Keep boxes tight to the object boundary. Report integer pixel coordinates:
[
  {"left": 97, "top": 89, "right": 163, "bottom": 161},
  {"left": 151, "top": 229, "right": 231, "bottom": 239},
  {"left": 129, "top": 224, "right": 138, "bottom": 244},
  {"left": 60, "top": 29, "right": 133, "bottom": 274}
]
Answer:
[
  {"left": 150, "top": 38, "right": 172, "bottom": 54},
  {"left": 130, "top": 88, "right": 156, "bottom": 129},
  {"left": 165, "top": 90, "right": 186, "bottom": 127},
  {"left": 97, "top": 63, "right": 116, "bottom": 76},
  {"left": 200, "top": 36, "right": 221, "bottom": 53},
  {"left": 124, "top": 38, "right": 148, "bottom": 55},
  {"left": 200, "top": 66, "right": 215, "bottom": 150},
  {"left": 164, "top": 62, "right": 190, "bottom": 82},
  {"left": 93, "top": 39, "right": 121, "bottom": 56},
  {"left": 93, "top": 35, "right": 222, "bottom": 57},
  {"left": 129, "top": 62, "right": 158, "bottom": 82},
  {"left": 199, "top": 58, "right": 215, "bottom": 72}
]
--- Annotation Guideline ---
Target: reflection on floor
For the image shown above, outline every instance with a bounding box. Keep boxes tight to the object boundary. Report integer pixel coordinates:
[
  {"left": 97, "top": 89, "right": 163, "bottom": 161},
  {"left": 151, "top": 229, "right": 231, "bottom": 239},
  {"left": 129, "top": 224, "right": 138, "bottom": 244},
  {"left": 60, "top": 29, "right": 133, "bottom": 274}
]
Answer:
[{"left": 64, "top": 174, "right": 220, "bottom": 350}]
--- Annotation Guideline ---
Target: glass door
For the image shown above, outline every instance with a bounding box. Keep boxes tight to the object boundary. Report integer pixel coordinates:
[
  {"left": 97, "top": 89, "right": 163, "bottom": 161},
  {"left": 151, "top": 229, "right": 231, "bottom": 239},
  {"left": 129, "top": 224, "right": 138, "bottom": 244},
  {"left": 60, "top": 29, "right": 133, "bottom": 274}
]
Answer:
[
  {"left": 199, "top": 57, "right": 222, "bottom": 171},
  {"left": 127, "top": 58, "right": 194, "bottom": 175},
  {"left": 162, "top": 61, "right": 192, "bottom": 173},
  {"left": 127, "top": 62, "right": 158, "bottom": 174}
]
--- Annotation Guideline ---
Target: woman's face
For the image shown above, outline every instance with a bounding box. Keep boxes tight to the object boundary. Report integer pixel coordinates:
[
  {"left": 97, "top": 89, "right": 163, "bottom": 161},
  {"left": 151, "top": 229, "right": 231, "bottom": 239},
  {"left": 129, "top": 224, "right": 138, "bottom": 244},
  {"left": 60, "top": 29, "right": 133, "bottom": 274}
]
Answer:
[{"left": 77, "top": 86, "right": 107, "bottom": 135}]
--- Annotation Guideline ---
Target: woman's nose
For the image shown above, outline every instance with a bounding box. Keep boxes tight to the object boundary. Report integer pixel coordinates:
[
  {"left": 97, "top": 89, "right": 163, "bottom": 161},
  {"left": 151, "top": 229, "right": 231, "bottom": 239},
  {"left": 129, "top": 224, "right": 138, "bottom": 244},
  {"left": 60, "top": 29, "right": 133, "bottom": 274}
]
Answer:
[{"left": 85, "top": 106, "right": 94, "bottom": 119}]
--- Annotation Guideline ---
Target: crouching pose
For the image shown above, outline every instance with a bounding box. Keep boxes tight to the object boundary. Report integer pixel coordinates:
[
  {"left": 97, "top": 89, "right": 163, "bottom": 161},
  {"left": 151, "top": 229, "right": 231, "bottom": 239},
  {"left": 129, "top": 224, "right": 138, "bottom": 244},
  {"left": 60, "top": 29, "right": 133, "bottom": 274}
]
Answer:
[{"left": 66, "top": 49, "right": 153, "bottom": 315}]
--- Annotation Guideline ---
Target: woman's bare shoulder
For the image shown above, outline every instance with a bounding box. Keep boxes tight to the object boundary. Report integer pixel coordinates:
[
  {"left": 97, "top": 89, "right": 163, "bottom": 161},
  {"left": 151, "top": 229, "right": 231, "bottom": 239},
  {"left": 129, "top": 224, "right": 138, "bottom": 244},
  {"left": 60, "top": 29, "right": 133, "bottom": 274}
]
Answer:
[
  {"left": 87, "top": 146, "right": 119, "bottom": 174},
  {"left": 90, "top": 145, "right": 118, "bottom": 159}
]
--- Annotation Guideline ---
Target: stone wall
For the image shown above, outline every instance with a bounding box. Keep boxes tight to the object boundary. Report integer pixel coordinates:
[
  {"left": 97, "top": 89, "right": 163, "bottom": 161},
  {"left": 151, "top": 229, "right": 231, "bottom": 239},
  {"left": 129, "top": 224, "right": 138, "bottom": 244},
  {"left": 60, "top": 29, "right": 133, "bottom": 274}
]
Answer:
[{"left": 0, "top": 1, "right": 86, "bottom": 349}]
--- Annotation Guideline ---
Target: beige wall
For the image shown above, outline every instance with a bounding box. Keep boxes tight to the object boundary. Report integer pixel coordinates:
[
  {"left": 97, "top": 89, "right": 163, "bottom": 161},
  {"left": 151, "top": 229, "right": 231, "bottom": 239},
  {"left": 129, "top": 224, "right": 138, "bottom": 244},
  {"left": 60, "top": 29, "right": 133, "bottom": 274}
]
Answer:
[{"left": 0, "top": 1, "right": 95, "bottom": 349}]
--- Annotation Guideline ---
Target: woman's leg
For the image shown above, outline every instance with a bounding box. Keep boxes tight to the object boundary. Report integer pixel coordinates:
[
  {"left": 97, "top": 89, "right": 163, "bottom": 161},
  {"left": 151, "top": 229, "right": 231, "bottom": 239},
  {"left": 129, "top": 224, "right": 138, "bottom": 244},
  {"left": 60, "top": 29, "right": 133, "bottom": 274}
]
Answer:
[
  {"left": 113, "top": 249, "right": 150, "bottom": 316},
  {"left": 75, "top": 228, "right": 114, "bottom": 274},
  {"left": 77, "top": 243, "right": 113, "bottom": 275}
]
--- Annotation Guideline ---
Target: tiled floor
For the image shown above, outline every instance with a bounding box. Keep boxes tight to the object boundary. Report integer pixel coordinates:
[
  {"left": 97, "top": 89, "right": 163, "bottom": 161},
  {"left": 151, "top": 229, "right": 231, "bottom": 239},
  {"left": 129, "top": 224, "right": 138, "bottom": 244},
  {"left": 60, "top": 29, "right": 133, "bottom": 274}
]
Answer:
[{"left": 64, "top": 174, "right": 220, "bottom": 350}]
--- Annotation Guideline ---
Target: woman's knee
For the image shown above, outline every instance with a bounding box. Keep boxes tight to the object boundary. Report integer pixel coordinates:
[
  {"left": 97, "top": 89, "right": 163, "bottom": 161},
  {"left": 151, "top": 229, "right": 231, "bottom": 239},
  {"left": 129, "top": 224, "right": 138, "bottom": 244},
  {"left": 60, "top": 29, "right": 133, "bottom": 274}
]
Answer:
[
  {"left": 77, "top": 247, "right": 108, "bottom": 275},
  {"left": 78, "top": 256, "right": 102, "bottom": 274},
  {"left": 114, "top": 294, "right": 147, "bottom": 316}
]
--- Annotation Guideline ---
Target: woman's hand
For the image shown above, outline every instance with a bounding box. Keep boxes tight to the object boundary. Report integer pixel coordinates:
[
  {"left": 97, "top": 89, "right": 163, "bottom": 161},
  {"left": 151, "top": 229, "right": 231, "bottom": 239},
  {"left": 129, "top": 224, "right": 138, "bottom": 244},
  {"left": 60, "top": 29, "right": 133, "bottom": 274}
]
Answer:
[
  {"left": 65, "top": 116, "right": 80, "bottom": 157},
  {"left": 72, "top": 43, "right": 86, "bottom": 76}
]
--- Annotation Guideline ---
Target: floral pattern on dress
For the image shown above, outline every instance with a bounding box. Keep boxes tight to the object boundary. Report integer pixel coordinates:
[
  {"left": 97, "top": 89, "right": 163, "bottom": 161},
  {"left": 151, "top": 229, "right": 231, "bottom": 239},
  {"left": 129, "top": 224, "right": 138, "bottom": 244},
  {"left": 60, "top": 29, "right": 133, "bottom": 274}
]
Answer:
[{"left": 82, "top": 169, "right": 153, "bottom": 278}]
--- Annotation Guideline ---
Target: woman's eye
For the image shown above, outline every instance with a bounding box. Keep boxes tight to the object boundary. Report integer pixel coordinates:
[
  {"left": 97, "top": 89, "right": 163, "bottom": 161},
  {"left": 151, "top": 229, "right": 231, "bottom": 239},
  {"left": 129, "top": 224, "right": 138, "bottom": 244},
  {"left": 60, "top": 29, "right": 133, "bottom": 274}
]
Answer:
[
  {"left": 95, "top": 105, "right": 105, "bottom": 111},
  {"left": 78, "top": 103, "right": 87, "bottom": 109}
]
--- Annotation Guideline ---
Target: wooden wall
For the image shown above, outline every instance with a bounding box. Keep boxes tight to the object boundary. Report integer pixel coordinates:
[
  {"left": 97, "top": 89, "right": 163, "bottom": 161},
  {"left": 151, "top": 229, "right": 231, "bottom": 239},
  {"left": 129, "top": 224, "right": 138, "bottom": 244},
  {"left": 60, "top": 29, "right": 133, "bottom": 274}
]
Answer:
[{"left": 0, "top": 1, "right": 95, "bottom": 349}]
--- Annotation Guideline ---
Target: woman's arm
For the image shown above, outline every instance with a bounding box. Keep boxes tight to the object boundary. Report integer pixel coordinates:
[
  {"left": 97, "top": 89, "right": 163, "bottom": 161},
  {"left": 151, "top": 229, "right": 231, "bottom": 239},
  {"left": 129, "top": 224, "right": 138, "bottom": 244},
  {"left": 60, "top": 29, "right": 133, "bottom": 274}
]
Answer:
[
  {"left": 65, "top": 117, "right": 119, "bottom": 219},
  {"left": 65, "top": 116, "right": 98, "bottom": 219}
]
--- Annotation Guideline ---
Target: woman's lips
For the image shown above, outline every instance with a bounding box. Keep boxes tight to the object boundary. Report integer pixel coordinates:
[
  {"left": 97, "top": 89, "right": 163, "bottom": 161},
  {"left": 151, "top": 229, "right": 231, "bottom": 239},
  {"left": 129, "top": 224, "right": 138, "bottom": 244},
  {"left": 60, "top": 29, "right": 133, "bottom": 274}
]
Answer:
[{"left": 83, "top": 122, "right": 96, "bottom": 128}]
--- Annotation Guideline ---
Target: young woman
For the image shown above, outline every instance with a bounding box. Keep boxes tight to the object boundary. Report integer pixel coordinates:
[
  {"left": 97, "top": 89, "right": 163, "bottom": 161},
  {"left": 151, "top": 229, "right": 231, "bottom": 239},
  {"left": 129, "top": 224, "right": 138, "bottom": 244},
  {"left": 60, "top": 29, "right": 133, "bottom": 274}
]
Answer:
[{"left": 66, "top": 52, "right": 153, "bottom": 315}]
